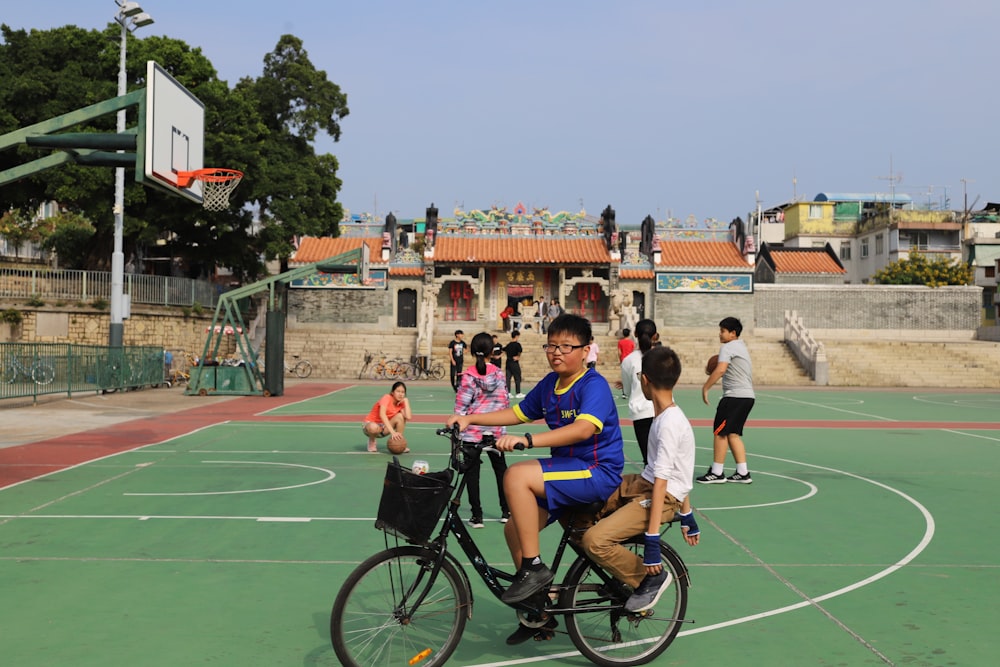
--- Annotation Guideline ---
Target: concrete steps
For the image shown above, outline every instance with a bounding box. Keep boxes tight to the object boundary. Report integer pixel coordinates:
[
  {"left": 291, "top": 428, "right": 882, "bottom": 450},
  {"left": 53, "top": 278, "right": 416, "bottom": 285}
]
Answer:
[{"left": 284, "top": 327, "right": 1000, "bottom": 390}]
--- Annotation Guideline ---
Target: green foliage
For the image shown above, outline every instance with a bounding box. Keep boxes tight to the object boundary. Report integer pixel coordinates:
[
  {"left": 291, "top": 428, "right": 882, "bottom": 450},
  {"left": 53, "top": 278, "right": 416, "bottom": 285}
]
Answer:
[
  {"left": 90, "top": 297, "right": 108, "bottom": 310},
  {"left": 0, "top": 208, "right": 46, "bottom": 256},
  {"left": 27, "top": 295, "right": 45, "bottom": 307},
  {"left": 191, "top": 302, "right": 204, "bottom": 316},
  {"left": 0, "top": 27, "right": 348, "bottom": 282},
  {"left": 871, "top": 252, "right": 973, "bottom": 288},
  {"left": 1, "top": 308, "right": 23, "bottom": 326},
  {"left": 39, "top": 211, "right": 95, "bottom": 269}
]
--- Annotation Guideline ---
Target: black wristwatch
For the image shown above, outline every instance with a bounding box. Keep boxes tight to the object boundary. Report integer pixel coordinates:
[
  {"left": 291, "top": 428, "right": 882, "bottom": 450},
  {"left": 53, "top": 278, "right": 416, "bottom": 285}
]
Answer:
[{"left": 524, "top": 432, "right": 534, "bottom": 449}]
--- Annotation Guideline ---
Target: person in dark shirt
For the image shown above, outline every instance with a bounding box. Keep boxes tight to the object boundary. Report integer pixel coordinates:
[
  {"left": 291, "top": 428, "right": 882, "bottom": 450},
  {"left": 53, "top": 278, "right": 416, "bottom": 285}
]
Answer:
[
  {"left": 447, "top": 330, "right": 466, "bottom": 392},
  {"left": 503, "top": 329, "right": 523, "bottom": 397}
]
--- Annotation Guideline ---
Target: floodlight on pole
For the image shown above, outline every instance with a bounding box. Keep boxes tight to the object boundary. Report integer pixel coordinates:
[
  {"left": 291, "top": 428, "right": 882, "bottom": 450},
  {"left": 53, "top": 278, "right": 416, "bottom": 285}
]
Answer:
[{"left": 109, "top": 0, "right": 153, "bottom": 347}]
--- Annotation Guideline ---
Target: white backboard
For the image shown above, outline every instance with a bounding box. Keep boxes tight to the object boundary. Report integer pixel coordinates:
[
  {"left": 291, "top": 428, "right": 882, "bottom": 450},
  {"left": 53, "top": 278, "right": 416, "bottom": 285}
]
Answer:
[{"left": 142, "top": 61, "right": 205, "bottom": 203}]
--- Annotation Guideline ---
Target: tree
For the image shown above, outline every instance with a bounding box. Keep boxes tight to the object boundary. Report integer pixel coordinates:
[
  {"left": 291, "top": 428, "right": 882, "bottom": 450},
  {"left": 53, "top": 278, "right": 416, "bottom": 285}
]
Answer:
[
  {"left": 0, "top": 26, "right": 349, "bottom": 281},
  {"left": 870, "top": 252, "right": 973, "bottom": 288},
  {"left": 240, "top": 35, "right": 350, "bottom": 272},
  {"left": 39, "top": 211, "right": 95, "bottom": 269},
  {"left": 0, "top": 207, "right": 45, "bottom": 257}
]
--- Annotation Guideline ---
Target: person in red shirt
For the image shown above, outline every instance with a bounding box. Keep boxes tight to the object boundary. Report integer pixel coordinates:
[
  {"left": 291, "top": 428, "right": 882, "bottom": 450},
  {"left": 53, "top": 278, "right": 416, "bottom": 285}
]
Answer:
[
  {"left": 362, "top": 381, "right": 412, "bottom": 453},
  {"left": 618, "top": 327, "right": 635, "bottom": 362}
]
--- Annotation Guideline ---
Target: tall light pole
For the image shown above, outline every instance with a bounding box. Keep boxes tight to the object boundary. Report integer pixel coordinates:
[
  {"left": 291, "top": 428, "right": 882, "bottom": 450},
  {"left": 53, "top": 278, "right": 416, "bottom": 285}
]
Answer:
[{"left": 110, "top": 0, "right": 153, "bottom": 346}]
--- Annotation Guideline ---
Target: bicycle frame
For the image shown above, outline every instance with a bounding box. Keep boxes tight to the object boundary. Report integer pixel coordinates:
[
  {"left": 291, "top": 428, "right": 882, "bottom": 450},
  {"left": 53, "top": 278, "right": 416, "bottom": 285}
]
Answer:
[{"left": 391, "top": 430, "right": 632, "bottom": 621}]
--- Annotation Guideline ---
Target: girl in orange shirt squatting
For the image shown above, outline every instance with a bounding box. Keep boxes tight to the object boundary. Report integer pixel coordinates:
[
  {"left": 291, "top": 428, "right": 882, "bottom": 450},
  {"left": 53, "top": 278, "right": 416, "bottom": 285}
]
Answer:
[{"left": 362, "top": 381, "right": 412, "bottom": 453}]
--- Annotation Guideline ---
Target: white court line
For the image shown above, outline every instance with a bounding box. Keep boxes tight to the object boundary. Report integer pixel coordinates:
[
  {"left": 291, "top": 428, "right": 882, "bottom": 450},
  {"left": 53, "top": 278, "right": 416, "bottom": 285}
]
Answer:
[
  {"left": 123, "top": 460, "right": 335, "bottom": 496},
  {"left": 462, "top": 450, "right": 934, "bottom": 667},
  {"left": 756, "top": 392, "right": 897, "bottom": 421},
  {"left": 0, "top": 421, "right": 229, "bottom": 493}
]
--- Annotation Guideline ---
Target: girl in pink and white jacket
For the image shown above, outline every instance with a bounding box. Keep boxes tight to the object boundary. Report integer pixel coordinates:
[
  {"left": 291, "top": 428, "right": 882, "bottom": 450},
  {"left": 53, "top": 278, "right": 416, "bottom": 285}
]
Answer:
[{"left": 455, "top": 331, "right": 511, "bottom": 528}]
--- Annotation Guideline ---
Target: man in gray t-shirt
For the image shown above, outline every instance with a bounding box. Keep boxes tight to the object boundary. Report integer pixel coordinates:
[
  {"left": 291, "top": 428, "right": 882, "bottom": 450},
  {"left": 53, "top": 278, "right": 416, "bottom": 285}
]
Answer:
[{"left": 698, "top": 317, "right": 756, "bottom": 485}]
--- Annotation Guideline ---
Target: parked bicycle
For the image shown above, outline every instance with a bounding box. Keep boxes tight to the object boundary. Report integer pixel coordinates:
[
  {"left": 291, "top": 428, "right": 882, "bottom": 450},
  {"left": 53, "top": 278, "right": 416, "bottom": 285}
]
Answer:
[
  {"left": 1, "top": 353, "right": 55, "bottom": 385},
  {"left": 358, "top": 351, "right": 404, "bottom": 380},
  {"left": 284, "top": 354, "right": 312, "bottom": 378},
  {"left": 330, "top": 425, "right": 692, "bottom": 667},
  {"left": 401, "top": 356, "right": 446, "bottom": 381}
]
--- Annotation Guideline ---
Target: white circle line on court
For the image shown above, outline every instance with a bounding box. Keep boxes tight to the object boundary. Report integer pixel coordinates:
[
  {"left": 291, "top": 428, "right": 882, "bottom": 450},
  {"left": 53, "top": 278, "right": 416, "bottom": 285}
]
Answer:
[
  {"left": 694, "top": 472, "right": 818, "bottom": 511},
  {"left": 465, "top": 451, "right": 935, "bottom": 667},
  {"left": 123, "top": 460, "right": 335, "bottom": 496}
]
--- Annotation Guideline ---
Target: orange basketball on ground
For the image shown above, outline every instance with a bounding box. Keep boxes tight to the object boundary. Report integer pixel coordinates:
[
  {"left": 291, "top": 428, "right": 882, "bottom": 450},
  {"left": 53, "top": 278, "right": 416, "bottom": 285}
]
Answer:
[
  {"left": 705, "top": 354, "right": 719, "bottom": 375},
  {"left": 387, "top": 436, "right": 408, "bottom": 455}
]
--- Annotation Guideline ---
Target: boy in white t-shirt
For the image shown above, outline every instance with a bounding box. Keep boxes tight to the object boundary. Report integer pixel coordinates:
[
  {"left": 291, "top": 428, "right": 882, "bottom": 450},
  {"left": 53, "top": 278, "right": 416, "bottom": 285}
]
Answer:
[{"left": 581, "top": 345, "right": 699, "bottom": 613}]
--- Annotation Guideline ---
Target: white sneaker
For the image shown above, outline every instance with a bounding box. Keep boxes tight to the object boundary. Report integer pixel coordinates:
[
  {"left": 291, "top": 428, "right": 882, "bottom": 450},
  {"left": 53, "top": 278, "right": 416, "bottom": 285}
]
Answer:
[{"left": 515, "top": 393, "right": 525, "bottom": 398}]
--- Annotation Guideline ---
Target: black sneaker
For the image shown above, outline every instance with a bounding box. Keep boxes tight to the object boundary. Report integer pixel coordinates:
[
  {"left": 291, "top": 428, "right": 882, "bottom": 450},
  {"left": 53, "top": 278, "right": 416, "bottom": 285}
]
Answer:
[
  {"left": 469, "top": 516, "right": 485, "bottom": 529},
  {"left": 500, "top": 511, "right": 511, "bottom": 523},
  {"left": 502, "top": 565, "right": 554, "bottom": 604},
  {"left": 505, "top": 617, "right": 558, "bottom": 645},
  {"left": 624, "top": 571, "right": 673, "bottom": 613},
  {"left": 696, "top": 469, "right": 727, "bottom": 484},
  {"left": 727, "top": 471, "right": 753, "bottom": 484}
]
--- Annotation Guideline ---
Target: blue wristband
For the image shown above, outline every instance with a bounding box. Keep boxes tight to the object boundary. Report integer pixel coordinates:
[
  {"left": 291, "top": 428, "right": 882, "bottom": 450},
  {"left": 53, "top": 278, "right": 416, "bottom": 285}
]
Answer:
[
  {"left": 679, "top": 512, "right": 700, "bottom": 537},
  {"left": 643, "top": 533, "right": 662, "bottom": 566}
]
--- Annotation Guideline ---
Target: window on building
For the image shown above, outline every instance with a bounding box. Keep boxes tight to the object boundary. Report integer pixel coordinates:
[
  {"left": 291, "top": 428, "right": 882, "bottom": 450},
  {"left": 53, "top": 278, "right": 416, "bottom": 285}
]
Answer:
[
  {"left": 808, "top": 204, "right": 823, "bottom": 219},
  {"left": 812, "top": 240, "right": 826, "bottom": 248},
  {"left": 840, "top": 242, "right": 851, "bottom": 261},
  {"left": 875, "top": 234, "right": 884, "bottom": 255},
  {"left": 861, "top": 238, "right": 869, "bottom": 259},
  {"left": 986, "top": 266, "right": 996, "bottom": 278}
]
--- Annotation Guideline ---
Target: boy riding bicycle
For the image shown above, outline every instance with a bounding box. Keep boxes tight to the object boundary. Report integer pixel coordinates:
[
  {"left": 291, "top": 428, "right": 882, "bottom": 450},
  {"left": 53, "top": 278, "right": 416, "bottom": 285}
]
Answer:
[
  {"left": 447, "top": 313, "right": 624, "bottom": 644},
  {"left": 581, "top": 345, "right": 699, "bottom": 613}
]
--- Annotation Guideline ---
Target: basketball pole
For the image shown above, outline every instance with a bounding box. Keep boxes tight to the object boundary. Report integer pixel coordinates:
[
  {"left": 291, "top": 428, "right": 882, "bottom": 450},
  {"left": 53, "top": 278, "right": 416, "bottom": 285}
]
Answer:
[{"left": 110, "top": 1, "right": 154, "bottom": 347}]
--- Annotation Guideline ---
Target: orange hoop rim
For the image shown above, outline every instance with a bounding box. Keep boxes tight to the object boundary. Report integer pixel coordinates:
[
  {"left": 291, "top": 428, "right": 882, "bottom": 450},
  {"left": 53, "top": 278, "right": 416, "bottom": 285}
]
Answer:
[{"left": 176, "top": 168, "right": 243, "bottom": 188}]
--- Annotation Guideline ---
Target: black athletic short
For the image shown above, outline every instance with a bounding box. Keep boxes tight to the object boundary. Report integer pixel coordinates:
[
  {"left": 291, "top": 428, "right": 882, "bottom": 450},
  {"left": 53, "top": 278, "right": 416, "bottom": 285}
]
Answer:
[{"left": 713, "top": 396, "right": 755, "bottom": 436}]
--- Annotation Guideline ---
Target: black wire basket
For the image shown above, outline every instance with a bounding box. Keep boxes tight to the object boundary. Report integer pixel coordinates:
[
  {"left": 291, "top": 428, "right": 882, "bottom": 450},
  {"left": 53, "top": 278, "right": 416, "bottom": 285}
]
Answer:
[{"left": 375, "top": 459, "right": 454, "bottom": 544}]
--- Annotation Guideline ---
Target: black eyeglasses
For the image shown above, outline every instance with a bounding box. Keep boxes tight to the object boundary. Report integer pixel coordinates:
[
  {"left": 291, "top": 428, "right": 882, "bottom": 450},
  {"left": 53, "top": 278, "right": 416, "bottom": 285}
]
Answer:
[{"left": 541, "top": 343, "right": 587, "bottom": 354}]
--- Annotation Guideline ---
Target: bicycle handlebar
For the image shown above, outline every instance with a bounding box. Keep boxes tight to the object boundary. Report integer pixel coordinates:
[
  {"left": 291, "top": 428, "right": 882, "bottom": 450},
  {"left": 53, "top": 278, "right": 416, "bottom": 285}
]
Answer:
[{"left": 436, "top": 425, "right": 527, "bottom": 451}]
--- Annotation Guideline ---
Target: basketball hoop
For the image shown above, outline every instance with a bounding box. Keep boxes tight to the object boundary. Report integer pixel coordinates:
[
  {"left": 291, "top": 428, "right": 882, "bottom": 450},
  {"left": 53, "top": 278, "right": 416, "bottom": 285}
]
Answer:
[{"left": 176, "top": 168, "right": 244, "bottom": 211}]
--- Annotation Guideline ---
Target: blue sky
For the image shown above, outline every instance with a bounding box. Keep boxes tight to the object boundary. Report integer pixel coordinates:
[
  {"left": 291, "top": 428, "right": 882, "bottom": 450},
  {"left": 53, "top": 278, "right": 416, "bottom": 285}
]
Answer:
[{"left": 3, "top": 1, "right": 997, "bottom": 226}]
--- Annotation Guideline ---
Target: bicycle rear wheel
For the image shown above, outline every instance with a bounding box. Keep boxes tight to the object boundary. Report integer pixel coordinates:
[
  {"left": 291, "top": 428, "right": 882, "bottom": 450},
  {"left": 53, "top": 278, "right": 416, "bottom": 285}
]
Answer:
[
  {"left": 562, "top": 538, "right": 688, "bottom": 666},
  {"left": 31, "top": 362, "right": 55, "bottom": 385},
  {"left": 429, "top": 364, "right": 445, "bottom": 381},
  {"left": 292, "top": 360, "right": 312, "bottom": 378},
  {"left": 331, "top": 545, "right": 471, "bottom": 667}
]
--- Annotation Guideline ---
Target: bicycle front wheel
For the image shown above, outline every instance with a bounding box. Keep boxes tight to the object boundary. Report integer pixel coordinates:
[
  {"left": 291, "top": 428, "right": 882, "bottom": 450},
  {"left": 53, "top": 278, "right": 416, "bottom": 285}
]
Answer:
[
  {"left": 429, "top": 364, "right": 445, "bottom": 381},
  {"left": 292, "top": 360, "right": 312, "bottom": 378},
  {"left": 331, "top": 546, "right": 471, "bottom": 667},
  {"left": 562, "top": 538, "right": 688, "bottom": 666}
]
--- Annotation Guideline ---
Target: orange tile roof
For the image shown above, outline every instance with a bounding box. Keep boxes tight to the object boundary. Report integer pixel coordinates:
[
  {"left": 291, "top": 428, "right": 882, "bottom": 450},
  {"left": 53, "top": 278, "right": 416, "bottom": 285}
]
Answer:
[
  {"left": 620, "top": 269, "right": 654, "bottom": 280},
  {"left": 292, "top": 237, "right": 383, "bottom": 265},
  {"left": 770, "top": 249, "right": 846, "bottom": 274},
  {"left": 389, "top": 266, "right": 424, "bottom": 276},
  {"left": 433, "top": 237, "right": 610, "bottom": 264},
  {"left": 657, "top": 240, "right": 750, "bottom": 269}
]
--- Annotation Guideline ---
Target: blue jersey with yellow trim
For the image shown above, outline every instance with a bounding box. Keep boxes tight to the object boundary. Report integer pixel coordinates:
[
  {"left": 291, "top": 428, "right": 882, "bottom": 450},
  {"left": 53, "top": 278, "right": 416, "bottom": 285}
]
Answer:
[{"left": 514, "top": 368, "right": 624, "bottom": 478}]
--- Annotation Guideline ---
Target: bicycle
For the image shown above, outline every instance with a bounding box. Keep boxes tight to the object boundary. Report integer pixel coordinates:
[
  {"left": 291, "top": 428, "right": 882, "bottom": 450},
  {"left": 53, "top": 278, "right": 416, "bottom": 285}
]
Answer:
[
  {"left": 330, "top": 426, "right": 691, "bottom": 667},
  {"left": 406, "top": 356, "right": 446, "bottom": 381},
  {"left": 1, "top": 354, "right": 55, "bottom": 385},
  {"left": 284, "top": 354, "right": 312, "bottom": 378}
]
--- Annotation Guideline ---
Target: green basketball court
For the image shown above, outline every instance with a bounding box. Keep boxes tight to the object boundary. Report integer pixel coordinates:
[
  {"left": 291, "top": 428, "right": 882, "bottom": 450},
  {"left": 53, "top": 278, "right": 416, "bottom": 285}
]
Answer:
[{"left": 0, "top": 383, "right": 996, "bottom": 665}]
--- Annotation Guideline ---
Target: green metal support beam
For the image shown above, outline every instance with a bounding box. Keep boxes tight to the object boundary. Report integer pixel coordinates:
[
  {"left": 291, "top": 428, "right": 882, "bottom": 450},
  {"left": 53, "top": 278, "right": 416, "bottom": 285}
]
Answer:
[
  {"left": 186, "top": 246, "right": 371, "bottom": 396},
  {"left": 0, "top": 90, "right": 145, "bottom": 186}
]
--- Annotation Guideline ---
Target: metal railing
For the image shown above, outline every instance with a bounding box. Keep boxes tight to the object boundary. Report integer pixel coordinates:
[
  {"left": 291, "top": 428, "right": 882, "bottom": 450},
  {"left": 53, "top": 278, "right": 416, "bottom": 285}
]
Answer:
[
  {"left": 0, "top": 267, "right": 219, "bottom": 308},
  {"left": 0, "top": 343, "right": 167, "bottom": 401}
]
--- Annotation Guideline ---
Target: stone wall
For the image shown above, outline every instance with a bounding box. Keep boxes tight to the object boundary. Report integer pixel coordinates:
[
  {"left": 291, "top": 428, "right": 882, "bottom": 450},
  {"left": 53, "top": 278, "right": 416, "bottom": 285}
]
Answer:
[
  {"left": 3, "top": 306, "right": 213, "bottom": 354},
  {"left": 654, "top": 292, "right": 755, "bottom": 329},
  {"left": 754, "top": 284, "right": 982, "bottom": 331}
]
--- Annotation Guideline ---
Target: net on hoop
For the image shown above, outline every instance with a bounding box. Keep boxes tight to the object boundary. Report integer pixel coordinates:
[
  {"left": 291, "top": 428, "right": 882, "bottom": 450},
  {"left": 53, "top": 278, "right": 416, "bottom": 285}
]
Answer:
[{"left": 178, "top": 169, "right": 244, "bottom": 211}]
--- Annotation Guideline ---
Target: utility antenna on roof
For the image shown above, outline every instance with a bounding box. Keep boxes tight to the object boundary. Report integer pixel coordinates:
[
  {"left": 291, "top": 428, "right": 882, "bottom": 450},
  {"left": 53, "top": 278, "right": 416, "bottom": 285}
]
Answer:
[{"left": 877, "top": 156, "right": 903, "bottom": 222}]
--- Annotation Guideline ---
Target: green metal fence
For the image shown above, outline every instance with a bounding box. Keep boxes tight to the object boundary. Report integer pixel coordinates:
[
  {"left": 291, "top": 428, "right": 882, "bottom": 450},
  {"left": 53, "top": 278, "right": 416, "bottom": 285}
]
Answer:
[{"left": 0, "top": 343, "right": 167, "bottom": 401}]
